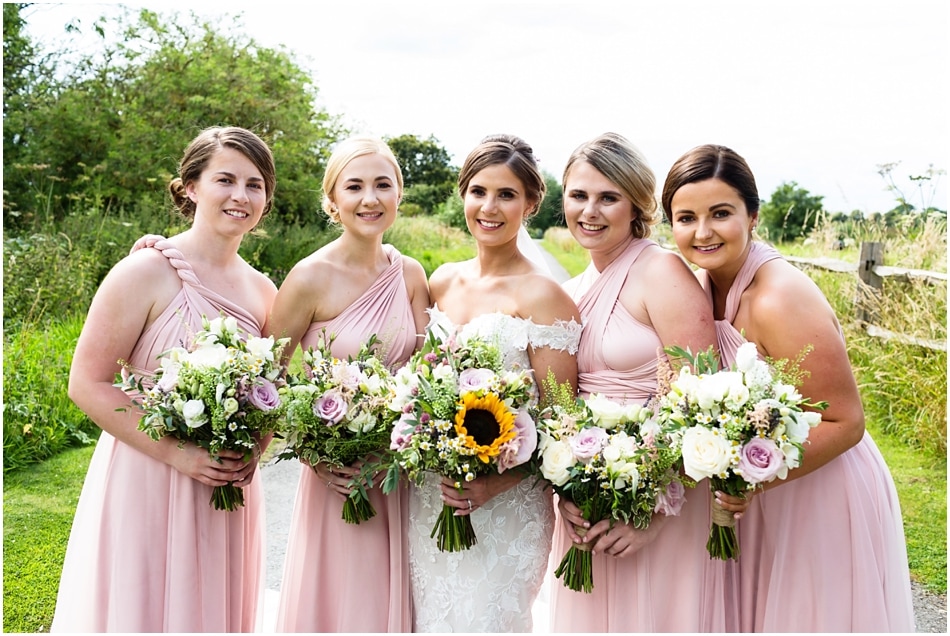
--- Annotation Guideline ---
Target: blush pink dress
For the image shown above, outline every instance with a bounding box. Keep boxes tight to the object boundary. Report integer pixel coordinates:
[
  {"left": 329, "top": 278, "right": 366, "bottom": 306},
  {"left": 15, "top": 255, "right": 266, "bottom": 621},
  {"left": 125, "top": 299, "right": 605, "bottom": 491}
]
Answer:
[
  {"left": 709, "top": 241, "right": 915, "bottom": 632},
  {"left": 549, "top": 238, "right": 736, "bottom": 632},
  {"left": 275, "top": 244, "right": 416, "bottom": 632},
  {"left": 51, "top": 238, "right": 266, "bottom": 632}
]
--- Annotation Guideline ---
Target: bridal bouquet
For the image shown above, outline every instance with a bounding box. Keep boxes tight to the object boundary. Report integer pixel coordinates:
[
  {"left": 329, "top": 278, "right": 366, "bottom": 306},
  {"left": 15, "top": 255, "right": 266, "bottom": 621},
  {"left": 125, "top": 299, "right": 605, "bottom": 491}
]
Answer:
[
  {"left": 118, "top": 314, "right": 289, "bottom": 511},
  {"left": 535, "top": 377, "right": 687, "bottom": 593},
  {"left": 277, "top": 331, "right": 396, "bottom": 524},
  {"left": 384, "top": 327, "right": 536, "bottom": 552},
  {"left": 658, "top": 343, "right": 825, "bottom": 560}
]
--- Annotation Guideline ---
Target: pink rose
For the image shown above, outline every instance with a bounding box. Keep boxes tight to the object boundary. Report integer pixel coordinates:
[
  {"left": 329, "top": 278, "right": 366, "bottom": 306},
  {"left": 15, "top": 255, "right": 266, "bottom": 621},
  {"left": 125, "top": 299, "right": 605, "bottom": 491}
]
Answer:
[
  {"left": 654, "top": 479, "right": 686, "bottom": 516},
  {"left": 497, "top": 409, "right": 537, "bottom": 473},
  {"left": 737, "top": 437, "right": 784, "bottom": 484},
  {"left": 247, "top": 379, "right": 280, "bottom": 412},
  {"left": 570, "top": 426, "right": 609, "bottom": 462},
  {"left": 313, "top": 389, "right": 348, "bottom": 426}
]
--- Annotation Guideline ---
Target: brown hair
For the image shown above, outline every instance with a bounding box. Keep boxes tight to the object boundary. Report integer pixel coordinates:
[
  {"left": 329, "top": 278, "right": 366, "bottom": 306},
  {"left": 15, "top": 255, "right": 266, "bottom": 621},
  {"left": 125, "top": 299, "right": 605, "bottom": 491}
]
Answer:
[
  {"left": 661, "top": 144, "right": 760, "bottom": 223},
  {"left": 168, "top": 126, "right": 277, "bottom": 221},
  {"left": 457, "top": 134, "right": 546, "bottom": 218}
]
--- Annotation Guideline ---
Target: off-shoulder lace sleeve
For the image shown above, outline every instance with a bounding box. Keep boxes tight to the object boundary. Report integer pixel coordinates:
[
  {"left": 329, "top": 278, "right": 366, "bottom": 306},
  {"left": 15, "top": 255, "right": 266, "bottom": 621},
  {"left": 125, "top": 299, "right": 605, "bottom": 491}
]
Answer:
[{"left": 525, "top": 318, "right": 582, "bottom": 354}]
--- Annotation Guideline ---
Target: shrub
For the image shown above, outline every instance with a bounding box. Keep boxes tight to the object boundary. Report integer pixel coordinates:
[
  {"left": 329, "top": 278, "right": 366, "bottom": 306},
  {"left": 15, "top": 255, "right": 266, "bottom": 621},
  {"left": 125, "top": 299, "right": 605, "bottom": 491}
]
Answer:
[
  {"left": 3, "top": 314, "right": 98, "bottom": 474},
  {"left": 384, "top": 215, "right": 474, "bottom": 276}
]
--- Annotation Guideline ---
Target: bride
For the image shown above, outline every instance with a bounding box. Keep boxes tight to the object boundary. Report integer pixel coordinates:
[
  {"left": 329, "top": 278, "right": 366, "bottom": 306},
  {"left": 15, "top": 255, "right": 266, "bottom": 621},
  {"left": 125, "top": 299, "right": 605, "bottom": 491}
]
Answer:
[{"left": 408, "top": 134, "right": 581, "bottom": 632}]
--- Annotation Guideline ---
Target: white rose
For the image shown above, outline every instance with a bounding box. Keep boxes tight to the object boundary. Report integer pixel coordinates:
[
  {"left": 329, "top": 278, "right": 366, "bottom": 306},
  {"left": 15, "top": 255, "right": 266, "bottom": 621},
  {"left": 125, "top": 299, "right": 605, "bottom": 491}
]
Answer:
[
  {"left": 586, "top": 393, "right": 627, "bottom": 430},
  {"left": 182, "top": 399, "right": 207, "bottom": 428},
  {"left": 680, "top": 426, "right": 735, "bottom": 481},
  {"left": 540, "top": 440, "right": 575, "bottom": 486}
]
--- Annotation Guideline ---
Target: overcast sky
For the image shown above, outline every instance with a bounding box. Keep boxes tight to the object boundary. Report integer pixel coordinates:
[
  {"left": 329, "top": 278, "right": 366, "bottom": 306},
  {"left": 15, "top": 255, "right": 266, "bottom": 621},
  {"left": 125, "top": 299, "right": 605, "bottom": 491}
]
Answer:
[{"left": 24, "top": 0, "right": 949, "bottom": 214}]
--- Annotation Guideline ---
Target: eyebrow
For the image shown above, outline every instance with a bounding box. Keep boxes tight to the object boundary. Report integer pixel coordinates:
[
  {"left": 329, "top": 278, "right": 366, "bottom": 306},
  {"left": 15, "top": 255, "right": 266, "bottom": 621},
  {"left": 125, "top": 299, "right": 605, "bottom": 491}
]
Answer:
[{"left": 214, "top": 170, "right": 263, "bottom": 183}]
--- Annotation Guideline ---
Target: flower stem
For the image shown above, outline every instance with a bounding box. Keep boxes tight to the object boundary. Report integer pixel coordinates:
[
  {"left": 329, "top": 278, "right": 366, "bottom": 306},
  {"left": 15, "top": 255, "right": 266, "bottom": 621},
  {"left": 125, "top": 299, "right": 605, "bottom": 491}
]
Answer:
[
  {"left": 342, "top": 491, "right": 377, "bottom": 524},
  {"left": 210, "top": 483, "right": 245, "bottom": 511},
  {"left": 431, "top": 503, "right": 477, "bottom": 552}
]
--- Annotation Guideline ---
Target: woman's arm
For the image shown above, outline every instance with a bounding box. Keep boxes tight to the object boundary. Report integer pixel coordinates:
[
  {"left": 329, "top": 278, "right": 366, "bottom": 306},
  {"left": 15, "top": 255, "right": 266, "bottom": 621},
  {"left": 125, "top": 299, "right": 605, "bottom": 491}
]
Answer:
[{"left": 68, "top": 250, "right": 255, "bottom": 486}]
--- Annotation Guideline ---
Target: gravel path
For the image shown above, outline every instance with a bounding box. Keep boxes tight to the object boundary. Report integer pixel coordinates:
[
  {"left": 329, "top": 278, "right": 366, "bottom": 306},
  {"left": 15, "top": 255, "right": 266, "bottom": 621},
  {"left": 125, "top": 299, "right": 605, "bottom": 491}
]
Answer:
[{"left": 259, "top": 458, "right": 946, "bottom": 633}]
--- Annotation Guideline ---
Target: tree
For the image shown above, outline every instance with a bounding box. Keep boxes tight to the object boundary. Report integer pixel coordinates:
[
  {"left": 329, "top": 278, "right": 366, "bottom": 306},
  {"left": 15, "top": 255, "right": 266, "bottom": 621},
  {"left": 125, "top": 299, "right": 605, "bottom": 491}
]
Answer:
[
  {"left": 531, "top": 172, "right": 564, "bottom": 234},
  {"left": 3, "top": 7, "right": 345, "bottom": 227},
  {"left": 385, "top": 134, "right": 457, "bottom": 213},
  {"left": 759, "top": 181, "right": 824, "bottom": 241}
]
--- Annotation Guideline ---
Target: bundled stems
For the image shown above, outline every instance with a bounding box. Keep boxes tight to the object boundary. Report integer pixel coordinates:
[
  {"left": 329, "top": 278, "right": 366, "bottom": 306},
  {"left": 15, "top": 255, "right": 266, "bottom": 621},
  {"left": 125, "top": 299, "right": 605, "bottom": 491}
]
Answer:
[
  {"left": 211, "top": 483, "right": 245, "bottom": 511},
  {"left": 554, "top": 526, "right": 594, "bottom": 593},
  {"left": 431, "top": 503, "right": 477, "bottom": 552},
  {"left": 342, "top": 492, "right": 377, "bottom": 525},
  {"left": 707, "top": 480, "right": 740, "bottom": 560}
]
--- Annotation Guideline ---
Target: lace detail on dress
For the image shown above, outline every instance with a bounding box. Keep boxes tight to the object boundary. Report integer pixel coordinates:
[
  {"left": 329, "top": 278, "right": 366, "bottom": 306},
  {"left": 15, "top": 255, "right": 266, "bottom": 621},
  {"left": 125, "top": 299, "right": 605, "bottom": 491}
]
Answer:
[{"left": 409, "top": 307, "right": 571, "bottom": 632}]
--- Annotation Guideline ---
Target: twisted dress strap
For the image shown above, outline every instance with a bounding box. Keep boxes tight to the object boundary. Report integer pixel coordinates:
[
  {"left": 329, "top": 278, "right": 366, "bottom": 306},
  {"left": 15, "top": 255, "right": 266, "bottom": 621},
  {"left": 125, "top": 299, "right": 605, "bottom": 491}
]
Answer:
[{"left": 137, "top": 236, "right": 201, "bottom": 287}]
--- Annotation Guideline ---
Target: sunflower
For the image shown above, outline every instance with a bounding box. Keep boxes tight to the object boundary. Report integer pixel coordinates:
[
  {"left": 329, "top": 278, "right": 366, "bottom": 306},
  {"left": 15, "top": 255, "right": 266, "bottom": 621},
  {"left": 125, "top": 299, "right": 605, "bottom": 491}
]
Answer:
[{"left": 455, "top": 392, "right": 517, "bottom": 463}]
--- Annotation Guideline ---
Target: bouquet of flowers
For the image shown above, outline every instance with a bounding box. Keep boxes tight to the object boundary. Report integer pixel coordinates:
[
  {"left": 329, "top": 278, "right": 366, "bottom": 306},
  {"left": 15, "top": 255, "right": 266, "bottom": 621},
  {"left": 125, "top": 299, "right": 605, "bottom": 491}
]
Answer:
[
  {"left": 658, "top": 343, "right": 826, "bottom": 560},
  {"left": 117, "top": 314, "right": 289, "bottom": 511},
  {"left": 277, "top": 331, "right": 396, "bottom": 524},
  {"left": 535, "top": 376, "right": 688, "bottom": 593},
  {"left": 384, "top": 327, "right": 536, "bottom": 552}
]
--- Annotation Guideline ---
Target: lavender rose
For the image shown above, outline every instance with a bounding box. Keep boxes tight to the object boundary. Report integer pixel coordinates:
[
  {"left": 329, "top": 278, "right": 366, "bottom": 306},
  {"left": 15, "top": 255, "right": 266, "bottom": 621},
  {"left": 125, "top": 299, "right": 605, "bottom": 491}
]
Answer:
[
  {"left": 247, "top": 378, "right": 281, "bottom": 412},
  {"left": 736, "top": 437, "right": 785, "bottom": 484},
  {"left": 458, "top": 367, "right": 496, "bottom": 393},
  {"left": 570, "top": 426, "right": 609, "bottom": 462},
  {"left": 313, "top": 389, "right": 348, "bottom": 426}
]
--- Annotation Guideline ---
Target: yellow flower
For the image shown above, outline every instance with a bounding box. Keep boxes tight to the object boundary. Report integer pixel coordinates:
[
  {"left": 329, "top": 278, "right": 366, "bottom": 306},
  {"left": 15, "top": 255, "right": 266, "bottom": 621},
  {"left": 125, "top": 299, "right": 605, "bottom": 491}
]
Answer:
[{"left": 455, "top": 392, "right": 517, "bottom": 463}]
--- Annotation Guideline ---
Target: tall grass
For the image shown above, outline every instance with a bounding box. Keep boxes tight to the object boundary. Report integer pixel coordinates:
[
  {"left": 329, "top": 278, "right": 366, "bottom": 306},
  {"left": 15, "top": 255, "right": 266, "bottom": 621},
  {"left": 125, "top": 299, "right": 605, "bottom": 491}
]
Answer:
[
  {"left": 384, "top": 215, "right": 475, "bottom": 276},
  {"left": 2, "top": 314, "right": 96, "bottom": 474}
]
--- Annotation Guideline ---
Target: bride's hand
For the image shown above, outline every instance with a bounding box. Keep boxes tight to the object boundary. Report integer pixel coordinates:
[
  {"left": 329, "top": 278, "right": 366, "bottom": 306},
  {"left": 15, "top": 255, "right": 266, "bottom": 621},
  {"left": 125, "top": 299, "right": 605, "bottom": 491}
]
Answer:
[{"left": 439, "top": 472, "right": 524, "bottom": 516}]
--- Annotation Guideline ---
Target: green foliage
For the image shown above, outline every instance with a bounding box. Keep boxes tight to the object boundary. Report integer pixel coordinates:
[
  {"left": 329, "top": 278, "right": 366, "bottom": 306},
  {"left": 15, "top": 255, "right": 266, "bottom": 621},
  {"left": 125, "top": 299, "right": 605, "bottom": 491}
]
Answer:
[
  {"left": 385, "top": 133, "right": 457, "bottom": 213},
  {"left": 759, "top": 181, "right": 825, "bottom": 242},
  {"left": 3, "top": 444, "right": 96, "bottom": 633},
  {"left": 383, "top": 215, "right": 474, "bottom": 276},
  {"left": 877, "top": 161, "right": 947, "bottom": 216},
  {"left": 3, "top": 315, "right": 98, "bottom": 475},
  {"left": 3, "top": 7, "right": 344, "bottom": 229},
  {"left": 532, "top": 172, "right": 565, "bottom": 233},
  {"left": 240, "top": 221, "right": 338, "bottom": 287}
]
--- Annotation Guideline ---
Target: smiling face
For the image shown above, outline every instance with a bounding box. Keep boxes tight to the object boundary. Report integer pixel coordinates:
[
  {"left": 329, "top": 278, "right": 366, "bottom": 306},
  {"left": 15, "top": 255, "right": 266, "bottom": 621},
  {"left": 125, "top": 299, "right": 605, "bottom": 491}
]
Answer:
[
  {"left": 462, "top": 163, "right": 533, "bottom": 246},
  {"left": 669, "top": 177, "right": 757, "bottom": 274},
  {"left": 186, "top": 146, "right": 267, "bottom": 234},
  {"left": 330, "top": 152, "right": 401, "bottom": 237},
  {"left": 563, "top": 159, "right": 636, "bottom": 258}
]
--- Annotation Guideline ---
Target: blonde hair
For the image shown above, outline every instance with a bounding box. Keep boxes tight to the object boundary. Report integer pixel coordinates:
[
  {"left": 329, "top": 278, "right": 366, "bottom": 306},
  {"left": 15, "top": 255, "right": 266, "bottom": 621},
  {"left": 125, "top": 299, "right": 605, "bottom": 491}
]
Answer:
[{"left": 321, "top": 136, "right": 404, "bottom": 223}]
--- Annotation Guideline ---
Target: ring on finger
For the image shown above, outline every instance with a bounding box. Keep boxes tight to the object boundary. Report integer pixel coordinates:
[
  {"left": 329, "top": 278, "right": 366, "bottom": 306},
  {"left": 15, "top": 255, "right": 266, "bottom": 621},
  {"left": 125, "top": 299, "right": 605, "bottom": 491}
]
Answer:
[{"left": 467, "top": 499, "right": 473, "bottom": 510}]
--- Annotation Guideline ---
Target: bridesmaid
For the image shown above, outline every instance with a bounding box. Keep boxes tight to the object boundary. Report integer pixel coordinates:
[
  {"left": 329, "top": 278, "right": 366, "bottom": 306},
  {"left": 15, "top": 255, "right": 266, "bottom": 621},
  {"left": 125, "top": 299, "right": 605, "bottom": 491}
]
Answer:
[
  {"left": 662, "top": 143, "right": 915, "bottom": 632},
  {"left": 266, "top": 136, "right": 429, "bottom": 632},
  {"left": 548, "top": 132, "right": 739, "bottom": 632},
  {"left": 53, "top": 127, "right": 278, "bottom": 632}
]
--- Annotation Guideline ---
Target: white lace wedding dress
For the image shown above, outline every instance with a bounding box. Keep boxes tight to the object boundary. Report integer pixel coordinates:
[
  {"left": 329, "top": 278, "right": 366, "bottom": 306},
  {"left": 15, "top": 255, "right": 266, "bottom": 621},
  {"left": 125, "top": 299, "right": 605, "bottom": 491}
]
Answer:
[{"left": 408, "top": 307, "right": 581, "bottom": 633}]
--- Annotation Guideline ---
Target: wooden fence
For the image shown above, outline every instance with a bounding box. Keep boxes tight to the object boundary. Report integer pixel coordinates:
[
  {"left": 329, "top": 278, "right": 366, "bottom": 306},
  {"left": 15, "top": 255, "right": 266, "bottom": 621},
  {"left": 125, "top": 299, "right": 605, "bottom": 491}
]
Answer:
[{"left": 785, "top": 241, "right": 947, "bottom": 352}]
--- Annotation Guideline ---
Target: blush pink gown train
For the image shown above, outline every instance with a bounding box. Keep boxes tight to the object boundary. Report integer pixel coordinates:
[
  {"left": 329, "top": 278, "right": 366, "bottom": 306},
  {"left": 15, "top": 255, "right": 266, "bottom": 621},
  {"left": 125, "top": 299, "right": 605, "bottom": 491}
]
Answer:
[
  {"left": 549, "top": 238, "right": 737, "bottom": 632},
  {"left": 51, "top": 238, "right": 265, "bottom": 632},
  {"left": 275, "top": 244, "right": 416, "bottom": 632},
  {"left": 709, "top": 241, "right": 915, "bottom": 632}
]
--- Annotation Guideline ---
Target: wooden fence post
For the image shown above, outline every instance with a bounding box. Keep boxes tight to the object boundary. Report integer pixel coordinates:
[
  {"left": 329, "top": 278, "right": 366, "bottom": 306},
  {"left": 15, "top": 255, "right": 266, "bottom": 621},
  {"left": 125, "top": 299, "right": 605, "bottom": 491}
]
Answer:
[{"left": 856, "top": 241, "right": 884, "bottom": 324}]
